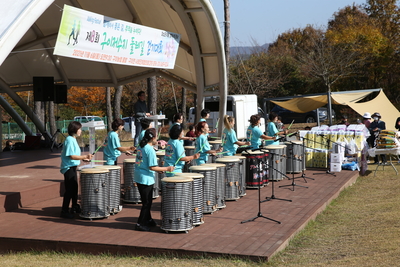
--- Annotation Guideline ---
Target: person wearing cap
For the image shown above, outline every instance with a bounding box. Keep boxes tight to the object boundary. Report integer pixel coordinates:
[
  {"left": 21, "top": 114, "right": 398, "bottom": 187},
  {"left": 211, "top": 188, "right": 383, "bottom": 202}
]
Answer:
[
  {"left": 362, "top": 112, "right": 371, "bottom": 128},
  {"left": 339, "top": 115, "right": 350, "bottom": 126},
  {"left": 369, "top": 112, "right": 387, "bottom": 164}
]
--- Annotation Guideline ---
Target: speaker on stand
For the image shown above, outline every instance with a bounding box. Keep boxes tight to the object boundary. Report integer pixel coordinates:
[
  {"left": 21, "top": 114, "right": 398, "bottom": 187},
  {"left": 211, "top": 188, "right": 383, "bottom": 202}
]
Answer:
[{"left": 33, "top": 77, "right": 54, "bottom": 102}]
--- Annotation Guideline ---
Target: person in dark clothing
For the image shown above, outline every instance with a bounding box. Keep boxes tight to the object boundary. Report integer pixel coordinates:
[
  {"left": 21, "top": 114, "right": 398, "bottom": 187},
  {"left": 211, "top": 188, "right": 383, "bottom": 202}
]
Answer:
[
  {"left": 133, "top": 91, "right": 150, "bottom": 146},
  {"left": 369, "top": 112, "right": 387, "bottom": 164}
]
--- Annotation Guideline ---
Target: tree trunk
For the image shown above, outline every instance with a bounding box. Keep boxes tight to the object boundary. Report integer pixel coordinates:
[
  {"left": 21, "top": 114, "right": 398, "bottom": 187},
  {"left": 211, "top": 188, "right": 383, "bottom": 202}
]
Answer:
[
  {"left": 113, "top": 85, "right": 123, "bottom": 119},
  {"left": 48, "top": 101, "right": 56, "bottom": 135},
  {"left": 106, "top": 87, "right": 112, "bottom": 131},
  {"left": 182, "top": 87, "right": 187, "bottom": 128},
  {"left": 147, "top": 76, "right": 157, "bottom": 114},
  {"left": 224, "top": 0, "right": 230, "bottom": 73},
  {"left": 34, "top": 101, "right": 44, "bottom": 134}
]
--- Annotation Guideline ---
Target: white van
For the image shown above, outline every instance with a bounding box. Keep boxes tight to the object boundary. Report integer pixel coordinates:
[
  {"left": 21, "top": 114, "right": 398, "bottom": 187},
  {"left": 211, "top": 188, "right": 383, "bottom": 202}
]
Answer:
[
  {"left": 73, "top": 116, "right": 106, "bottom": 131},
  {"left": 188, "top": 94, "right": 265, "bottom": 139}
]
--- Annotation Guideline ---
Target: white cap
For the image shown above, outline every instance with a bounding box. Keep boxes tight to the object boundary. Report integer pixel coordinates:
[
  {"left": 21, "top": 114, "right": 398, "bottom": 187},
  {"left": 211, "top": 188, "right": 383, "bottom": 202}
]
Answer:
[{"left": 362, "top": 112, "right": 371, "bottom": 119}]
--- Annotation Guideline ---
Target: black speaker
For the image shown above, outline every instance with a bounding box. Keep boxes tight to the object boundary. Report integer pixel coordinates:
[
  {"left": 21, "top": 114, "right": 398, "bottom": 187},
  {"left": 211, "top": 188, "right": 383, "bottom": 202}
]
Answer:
[
  {"left": 33, "top": 77, "right": 54, "bottom": 101},
  {"left": 54, "top": 84, "right": 68, "bottom": 104}
]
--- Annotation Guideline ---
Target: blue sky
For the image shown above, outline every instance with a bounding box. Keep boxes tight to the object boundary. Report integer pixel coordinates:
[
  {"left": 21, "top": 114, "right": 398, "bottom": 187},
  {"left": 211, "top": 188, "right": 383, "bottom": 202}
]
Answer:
[{"left": 210, "top": 0, "right": 366, "bottom": 46}]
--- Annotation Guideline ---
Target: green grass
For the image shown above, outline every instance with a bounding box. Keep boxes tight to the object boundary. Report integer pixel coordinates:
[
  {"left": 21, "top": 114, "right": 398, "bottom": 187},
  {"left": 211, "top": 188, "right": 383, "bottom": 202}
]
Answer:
[{"left": 2, "top": 133, "right": 400, "bottom": 266}]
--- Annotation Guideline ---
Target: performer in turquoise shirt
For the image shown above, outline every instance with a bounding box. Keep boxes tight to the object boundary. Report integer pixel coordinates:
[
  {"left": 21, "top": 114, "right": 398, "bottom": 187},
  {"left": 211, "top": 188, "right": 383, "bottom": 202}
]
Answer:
[
  {"left": 169, "top": 113, "right": 194, "bottom": 145},
  {"left": 134, "top": 128, "right": 174, "bottom": 232},
  {"left": 195, "top": 121, "right": 222, "bottom": 165},
  {"left": 265, "top": 112, "right": 287, "bottom": 146},
  {"left": 60, "top": 121, "right": 93, "bottom": 219},
  {"left": 138, "top": 118, "right": 151, "bottom": 144},
  {"left": 103, "top": 118, "right": 136, "bottom": 165},
  {"left": 164, "top": 124, "right": 200, "bottom": 176},
  {"left": 246, "top": 114, "right": 276, "bottom": 149},
  {"left": 222, "top": 115, "right": 250, "bottom": 156}
]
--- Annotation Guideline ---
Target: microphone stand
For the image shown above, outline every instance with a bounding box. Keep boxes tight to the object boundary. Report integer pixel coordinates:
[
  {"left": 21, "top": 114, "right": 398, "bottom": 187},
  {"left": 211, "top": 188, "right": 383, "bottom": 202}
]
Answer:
[
  {"left": 241, "top": 150, "right": 281, "bottom": 224},
  {"left": 294, "top": 136, "right": 315, "bottom": 182}
]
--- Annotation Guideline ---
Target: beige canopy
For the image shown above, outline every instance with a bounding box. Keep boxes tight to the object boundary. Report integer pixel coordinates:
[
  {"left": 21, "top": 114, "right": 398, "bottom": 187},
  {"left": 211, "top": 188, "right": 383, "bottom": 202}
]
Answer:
[{"left": 271, "top": 89, "right": 400, "bottom": 129}]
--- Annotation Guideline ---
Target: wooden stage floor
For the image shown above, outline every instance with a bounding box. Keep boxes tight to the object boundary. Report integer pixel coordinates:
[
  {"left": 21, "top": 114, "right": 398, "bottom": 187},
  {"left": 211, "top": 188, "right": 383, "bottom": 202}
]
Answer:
[{"left": 0, "top": 148, "right": 359, "bottom": 261}]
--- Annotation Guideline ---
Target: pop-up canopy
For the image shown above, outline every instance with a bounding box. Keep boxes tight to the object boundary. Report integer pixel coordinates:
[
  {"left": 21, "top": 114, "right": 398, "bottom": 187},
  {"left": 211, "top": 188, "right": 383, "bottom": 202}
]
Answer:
[{"left": 270, "top": 89, "right": 400, "bottom": 128}]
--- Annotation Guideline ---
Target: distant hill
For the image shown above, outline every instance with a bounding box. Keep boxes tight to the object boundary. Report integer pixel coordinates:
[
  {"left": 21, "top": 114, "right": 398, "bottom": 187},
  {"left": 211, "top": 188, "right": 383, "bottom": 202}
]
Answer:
[{"left": 230, "top": 43, "right": 270, "bottom": 57}]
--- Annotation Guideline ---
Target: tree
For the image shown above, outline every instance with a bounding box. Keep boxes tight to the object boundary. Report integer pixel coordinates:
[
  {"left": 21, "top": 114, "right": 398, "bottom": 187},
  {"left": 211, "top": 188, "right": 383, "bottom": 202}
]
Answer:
[
  {"left": 67, "top": 87, "right": 106, "bottom": 116},
  {"left": 113, "top": 85, "right": 123, "bottom": 119}
]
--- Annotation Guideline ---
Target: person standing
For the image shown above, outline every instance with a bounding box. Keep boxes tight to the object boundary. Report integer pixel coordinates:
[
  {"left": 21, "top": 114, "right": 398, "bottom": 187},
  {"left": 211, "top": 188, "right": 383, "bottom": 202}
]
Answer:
[
  {"left": 103, "top": 118, "right": 136, "bottom": 165},
  {"left": 222, "top": 115, "right": 250, "bottom": 156},
  {"left": 133, "top": 91, "right": 150, "bottom": 146},
  {"left": 164, "top": 124, "right": 200, "bottom": 176},
  {"left": 362, "top": 112, "right": 371, "bottom": 128},
  {"left": 247, "top": 114, "right": 277, "bottom": 149},
  {"left": 134, "top": 128, "right": 174, "bottom": 231},
  {"left": 369, "top": 112, "right": 387, "bottom": 164},
  {"left": 60, "top": 121, "right": 93, "bottom": 219},
  {"left": 265, "top": 112, "right": 287, "bottom": 146},
  {"left": 194, "top": 121, "right": 221, "bottom": 165},
  {"left": 199, "top": 109, "right": 217, "bottom": 134},
  {"left": 170, "top": 113, "right": 194, "bottom": 145}
]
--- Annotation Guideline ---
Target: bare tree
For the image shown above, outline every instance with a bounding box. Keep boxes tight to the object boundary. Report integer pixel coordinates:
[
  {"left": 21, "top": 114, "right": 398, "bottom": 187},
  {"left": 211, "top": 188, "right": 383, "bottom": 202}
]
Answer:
[
  {"left": 106, "top": 87, "right": 112, "bottom": 130},
  {"left": 147, "top": 76, "right": 157, "bottom": 114}
]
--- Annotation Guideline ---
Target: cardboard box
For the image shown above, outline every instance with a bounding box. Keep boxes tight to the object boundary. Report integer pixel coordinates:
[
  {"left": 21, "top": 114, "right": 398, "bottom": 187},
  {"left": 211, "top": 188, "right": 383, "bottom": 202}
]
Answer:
[{"left": 330, "top": 163, "right": 342, "bottom": 173}]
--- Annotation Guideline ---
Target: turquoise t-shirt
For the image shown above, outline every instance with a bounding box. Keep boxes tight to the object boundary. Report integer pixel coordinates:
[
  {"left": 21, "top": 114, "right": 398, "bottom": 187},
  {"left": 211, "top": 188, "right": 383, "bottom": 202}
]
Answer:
[
  {"left": 169, "top": 122, "right": 184, "bottom": 145},
  {"left": 199, "top": 118, "right": 206, "bottom": 122},
  {"left": 265, "top": 122, "right": 279, "bottom": 146},
  {"left": 103, "top": 131, "right": 121, "bottom": 165},
  {"left": 195, "top": 134, "right": 210, "bottom": 165},
  {"left": 164, "top": 139, "right": 185, "bottom": 177},
  {"left": 134, "top": 144, "right": 158, "bottom": 185},
  {"left": 60, "top": 136, "right": 81, "bottom": 174},
  {"left": 222, "top": 128, "right": 238, "bottom": 156},
  {"left": 246, "top": 125, "right": 263, "bottom": 149}
]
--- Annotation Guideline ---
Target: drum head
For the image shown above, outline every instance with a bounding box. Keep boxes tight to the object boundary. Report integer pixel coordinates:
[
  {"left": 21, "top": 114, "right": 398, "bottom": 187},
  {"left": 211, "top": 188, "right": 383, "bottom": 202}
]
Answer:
[
  {"left": 80, "top": 168, "right": 109, "bottom": 174},
  {"left": 161, "top": 176, "right": 193, "bottom": 183},
  {"left": 174, "top": 172, "right": 204, "bottom": 179},
  {"left": 123, "top": 157, "right": 136, "bottom": 163},
  {"left": 264, "top": 145, "right": 286, "bottom": 149},
  {"left": 95, "top": 165, "right": 121, "bottom": 170},
  {"left": 202, "top": 162, "right": 227, "bottom": 167},
  {"left": 215, "top": 158, "right": 240, "bottom": 163},
  {"left": 156, "top": 150, "right": 165, "bottom": 156},
  {"left": 189, "top": 165, "right": 217, "bottom": 171},
  {"left": 184, "top": 146, "right": 195, "bottom": 149}
]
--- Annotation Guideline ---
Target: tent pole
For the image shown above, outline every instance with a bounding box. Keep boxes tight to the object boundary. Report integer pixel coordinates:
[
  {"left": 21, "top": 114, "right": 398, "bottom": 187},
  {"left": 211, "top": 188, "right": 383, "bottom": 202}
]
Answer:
[{"left": 327, "top": 86, "right": 333, "bottom": 126}]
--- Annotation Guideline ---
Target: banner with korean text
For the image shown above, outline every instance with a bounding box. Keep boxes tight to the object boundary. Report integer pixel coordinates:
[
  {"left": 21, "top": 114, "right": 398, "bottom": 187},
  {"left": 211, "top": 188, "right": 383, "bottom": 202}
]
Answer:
[{"left": 54, "top": 5, "right": 180, "bottom": 69}]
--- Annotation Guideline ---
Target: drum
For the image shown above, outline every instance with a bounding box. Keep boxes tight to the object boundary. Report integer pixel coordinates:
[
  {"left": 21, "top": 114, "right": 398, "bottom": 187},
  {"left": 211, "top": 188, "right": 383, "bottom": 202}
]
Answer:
[
  {"left": 183, "top": 146, "right": 196, "bottom": 172},
  {"left": 209, "top": 139, "right": 222, "bottom": 150},
  {"left": 215, "top": 157, "right": 241, "bottom": 201},
  {"left": 264, "top": 145, "right": 286, "bottom": 181},
  {"left": 260, "top": 149, "right": 270, "bottom": 185},
  {"left": 285, "top": 141, "right": 303, "bottom": 173},
  {"left": 174, "top": 172, "right": 205, "bottom": 226},
  {"left": 225, "top": 155, "right": 247, "bottom": 197},
  {"left": 202, "top": 163, "right": 226, "bottom": 209},
  {"left": 189, "top": 165, "right": 218, "bottom": 214},
  {"left": 95, "top": 165, "right": 122, "bottom": 215},
  {"left": 79, "top": 168, "right": 110, "bottom": 219},
  {"left": 241, "top": 150, "right": 264, "bottom": 188},
  {"left": 160, "top": 176, "right": 194, "bottom": 233},
  {"left": 123, "top": 158, "right": 141, "bottom": 203}
]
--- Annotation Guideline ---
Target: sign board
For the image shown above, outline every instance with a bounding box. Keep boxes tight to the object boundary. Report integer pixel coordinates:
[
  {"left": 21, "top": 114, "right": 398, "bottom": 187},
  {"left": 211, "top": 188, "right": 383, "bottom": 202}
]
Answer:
[{"left": 54, "top": 5, "right": 180, "bottom": 69}]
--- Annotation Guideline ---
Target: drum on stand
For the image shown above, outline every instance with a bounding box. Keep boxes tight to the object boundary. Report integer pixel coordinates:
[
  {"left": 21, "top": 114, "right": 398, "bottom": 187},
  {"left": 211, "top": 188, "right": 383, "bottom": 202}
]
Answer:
[
  {"left": 215, "top": 157, "right": 241, "bottom": 201},
  {"left": 183, "top": 146, "right": 196, "bottom": 172},
  {"left": 284, "top": 140, "right": 303, "bottom": 173},
  {"left": 160, "top": 176, "right": 194, "bottom": 233},
  {"left": 95, "top": 165, "right": 122, "bottom": 215},
  {"left": 189, "top": 165, "right": 218, "bottom": 214},
  {"left": 264, "top": 145, "right": 286, "bottom": 181},
  {"left": 225, "top": 155, "right": 247, "bottom": 197},
  {"left": 201, "top": 163, "right": 226, "bottom": 209},
  {"left": 209, "top": 139, "right": 222, "bottom": 150},
  {"left": 241, "top": 150, "right": 264, "bottom": 188},
  {"left": 260, "top": 149, "right": 270, "bottom": 185},
  {"left": 79, "top": 168, "right": 110, "bottom": 220},
  {"left": 123, "top": 158, "right": 141, "bottom": 204},
  {"left": 174, "top": 172, "right": 205, "bottom": 226}
]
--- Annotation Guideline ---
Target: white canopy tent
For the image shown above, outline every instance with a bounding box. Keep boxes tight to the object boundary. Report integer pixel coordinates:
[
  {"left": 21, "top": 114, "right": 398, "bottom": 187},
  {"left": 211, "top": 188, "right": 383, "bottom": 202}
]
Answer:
[{"left": 0, "top": 0, "right": 227, "bottom": 138}]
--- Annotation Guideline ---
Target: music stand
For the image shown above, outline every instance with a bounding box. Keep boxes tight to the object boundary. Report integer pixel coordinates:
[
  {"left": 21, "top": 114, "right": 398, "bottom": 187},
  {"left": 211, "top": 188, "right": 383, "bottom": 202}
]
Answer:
[
  {"left": 50, "top": 129, "right": 66, "bottom": 152},
  {"left": 262, "top": 150, "right": 292, "bottom": 202},
  {"left": 279, "top": 140, "right": 308, "bottom": 191},
  {"left": 241, "top": 150, "right": 281, "bottom": 224}
]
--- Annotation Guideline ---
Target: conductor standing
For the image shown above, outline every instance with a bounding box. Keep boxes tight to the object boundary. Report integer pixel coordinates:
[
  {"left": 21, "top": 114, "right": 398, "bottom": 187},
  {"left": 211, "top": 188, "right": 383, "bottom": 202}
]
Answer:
[{"left": 133, "top": 91, "right": 150, "bottom": 146}]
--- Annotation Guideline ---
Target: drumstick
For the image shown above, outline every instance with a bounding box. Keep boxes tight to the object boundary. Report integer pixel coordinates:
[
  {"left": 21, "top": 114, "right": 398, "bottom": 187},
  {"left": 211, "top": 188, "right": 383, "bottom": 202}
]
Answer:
[
  {"left": 215, "top": 118, "right": 220, "bottom": 132},
  {"left": 197, "top": 142, "right": 206, "bottom": 153},
  {"left": 93, "top": 142, "right": 105, "bottom": 155},
  {"left": 157, "top": 127, "right": 162, "bottom": 140},
  {"left": 287, "top": 120, "right": 295, "bottom": 130},
  {"left": 174, "top": 151, "right": 186, "bottom": 166}
]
